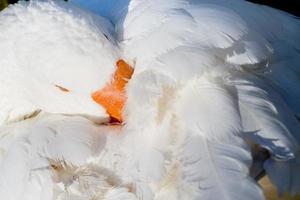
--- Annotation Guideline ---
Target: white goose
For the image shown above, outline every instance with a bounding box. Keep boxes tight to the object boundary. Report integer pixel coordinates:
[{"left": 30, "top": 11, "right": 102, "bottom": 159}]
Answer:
[{"left": 0, "top": 0, "right": 299, "bottom": 200}]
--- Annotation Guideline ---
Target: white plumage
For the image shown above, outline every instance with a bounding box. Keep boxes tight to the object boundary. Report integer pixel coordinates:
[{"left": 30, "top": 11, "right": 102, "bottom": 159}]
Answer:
[
  {"left": 0, "top": 1, "right": 117, "bottom": 124},
  {"left": 0, "top": 0, "right": 299, "bottom": 199}
]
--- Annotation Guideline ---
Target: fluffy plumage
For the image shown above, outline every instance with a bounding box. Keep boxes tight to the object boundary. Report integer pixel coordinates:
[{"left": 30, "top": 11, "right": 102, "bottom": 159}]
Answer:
[{"left": 0, "top": 0, "right": 299, "bottom": 199}]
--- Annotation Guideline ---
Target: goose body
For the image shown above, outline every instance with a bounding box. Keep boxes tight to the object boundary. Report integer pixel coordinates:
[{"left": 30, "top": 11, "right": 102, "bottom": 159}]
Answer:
[{"left": 0, "top": 0, "right": 299, "bottom": 199}]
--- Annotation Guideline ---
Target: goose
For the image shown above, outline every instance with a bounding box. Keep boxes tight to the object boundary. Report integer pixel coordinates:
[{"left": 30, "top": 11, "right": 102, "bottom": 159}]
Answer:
[{"left": 0, "top": 0, "right": 299, "bottom": 200}]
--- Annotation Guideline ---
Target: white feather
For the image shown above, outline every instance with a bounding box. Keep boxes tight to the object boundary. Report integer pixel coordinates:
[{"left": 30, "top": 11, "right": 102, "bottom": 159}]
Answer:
[{"left": 0, "top": 113, "right": 106, "bottom": 200}]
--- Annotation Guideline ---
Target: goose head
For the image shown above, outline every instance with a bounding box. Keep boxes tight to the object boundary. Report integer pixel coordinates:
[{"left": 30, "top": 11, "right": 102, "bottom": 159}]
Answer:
[{"left": 0, "top": 1, "right": 132, "bottom": 125}]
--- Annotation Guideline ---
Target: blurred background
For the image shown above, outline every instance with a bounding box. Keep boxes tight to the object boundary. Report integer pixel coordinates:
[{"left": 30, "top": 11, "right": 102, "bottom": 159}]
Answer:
[
  {"left": 1, "top": 0, "right": 300, "bottom": 16},
  {"left": 247, "top": 0, "right": 300, "bottom": 17}
]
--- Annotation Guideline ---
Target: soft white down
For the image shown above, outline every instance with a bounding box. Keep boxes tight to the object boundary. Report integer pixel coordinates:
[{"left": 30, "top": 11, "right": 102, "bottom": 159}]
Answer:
[{"left": 0, "top": 0, "right": 299, "bottom": 200}]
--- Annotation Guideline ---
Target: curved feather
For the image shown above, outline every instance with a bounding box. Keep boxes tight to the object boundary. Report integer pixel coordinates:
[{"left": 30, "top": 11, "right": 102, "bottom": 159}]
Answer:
[
  {"left": 227, "top": 72, "right": 300, "bottom": 159},
  {"left": 174, "top": 78, "right": 264, "bottom": 200},
  {"left": 0, "top": 114, "right": 106, "bottom": 200}
]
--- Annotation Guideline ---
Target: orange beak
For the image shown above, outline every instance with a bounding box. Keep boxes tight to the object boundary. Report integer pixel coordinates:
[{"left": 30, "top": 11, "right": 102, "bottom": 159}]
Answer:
[{"left": 92, "top": 60, "right": 134, "bottom": 123}]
